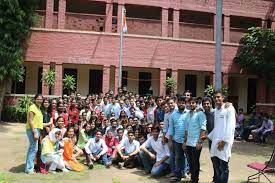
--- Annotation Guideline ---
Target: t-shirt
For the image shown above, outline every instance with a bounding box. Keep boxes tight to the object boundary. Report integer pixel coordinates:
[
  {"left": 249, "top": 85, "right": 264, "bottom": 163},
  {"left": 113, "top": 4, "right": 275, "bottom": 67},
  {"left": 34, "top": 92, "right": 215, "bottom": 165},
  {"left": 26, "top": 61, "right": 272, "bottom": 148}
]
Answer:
[
  {"left": 84, "top": 138, "right": 108, "bottom": 156},
  {"left": 26, "top": 104, "right": 43, "bottom": 129},
  {"left": 142, "top": 137, "right": 170, "bottom": 163},
  {"left": 118, "top": 138, "right": 140, "bottom": 155}
]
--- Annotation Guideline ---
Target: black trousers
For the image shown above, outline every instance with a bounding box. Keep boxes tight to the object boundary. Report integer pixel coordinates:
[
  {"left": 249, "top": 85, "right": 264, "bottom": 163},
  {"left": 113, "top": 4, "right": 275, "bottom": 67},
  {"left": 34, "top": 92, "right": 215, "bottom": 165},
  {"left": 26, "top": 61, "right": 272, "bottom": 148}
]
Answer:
[{"left": 186, "top": 146, "right": 202, "bottom": 183}]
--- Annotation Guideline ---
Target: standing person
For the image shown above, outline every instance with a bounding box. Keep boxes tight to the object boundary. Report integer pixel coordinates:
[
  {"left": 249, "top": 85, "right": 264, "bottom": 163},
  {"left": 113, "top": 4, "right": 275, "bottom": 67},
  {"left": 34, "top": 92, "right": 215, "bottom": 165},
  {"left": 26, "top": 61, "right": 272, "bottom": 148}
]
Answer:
[
  {"left": 185, "top": 97, "right": 207, "bottom": 183},
  {"left": 202, "top": 97, "right": 216, "bottom": 182},
  {"left": 41, "top": 98, "right": 53, "bottom": 135},
  {"left": 25, "top": 94, "right": 43, "bottom": 174},
  {"left": 168, "top": 96, "right": 188, "bottom": 182},
  {"left": 68, "top": 99, "right": 79, "bottom": 126},
  {"left": 154, "top": 97, "right": 164, "bottom": 124},
  {"left": 208, "top": 90, "right": 236, "bottom": 183}
]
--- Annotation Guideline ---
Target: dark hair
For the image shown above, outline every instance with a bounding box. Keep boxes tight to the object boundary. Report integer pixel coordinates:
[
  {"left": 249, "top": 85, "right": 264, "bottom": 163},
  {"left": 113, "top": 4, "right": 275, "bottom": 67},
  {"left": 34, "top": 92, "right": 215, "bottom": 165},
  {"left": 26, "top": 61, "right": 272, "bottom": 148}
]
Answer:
[
  {"left": 127, "top": 130, "right": 134, "bottom": 136},
  {"left": 189, "top": 97, "right": 197, "bottom": 103},
  {"left": 95, "top": 129, "right": 103, "bottom": 134},
  {"left": 42, "top": 98, "right": 52, "bottom": 113},
  {"left": 65, "top": 127, "right": 75, "bottom": 137},
  {"left": 117, "top": 128, "right": 124, "bottom": 133},
  {"left": 213, "top": 90, "right": 225, "bottom": 97},
  {"left": 178, "top": 96, "right": 185, "bottom": 102},
  {"left": 202, "top": 97, "right": 212, "bottom": 104},
  {"left": 151, "top": 126, "right": 160, "bottom": 132},
  {"left": 34, "top": 94, "right": 43, "bottom": 100},
  {"left": 184, "top": 90, "right": 192, "bottom": 95}
]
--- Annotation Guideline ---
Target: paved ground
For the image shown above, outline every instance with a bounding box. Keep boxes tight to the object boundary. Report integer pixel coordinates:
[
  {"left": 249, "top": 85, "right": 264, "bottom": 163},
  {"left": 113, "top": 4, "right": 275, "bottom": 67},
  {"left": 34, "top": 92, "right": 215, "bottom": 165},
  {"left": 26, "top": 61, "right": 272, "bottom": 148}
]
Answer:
[{"left": 0, "top": 122, "right": 274, "bottom": 183}]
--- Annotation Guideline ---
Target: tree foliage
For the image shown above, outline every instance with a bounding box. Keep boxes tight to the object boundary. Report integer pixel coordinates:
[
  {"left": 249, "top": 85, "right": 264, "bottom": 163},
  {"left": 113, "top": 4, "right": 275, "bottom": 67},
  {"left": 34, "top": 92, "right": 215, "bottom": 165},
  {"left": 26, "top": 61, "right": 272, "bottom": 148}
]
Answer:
[
  {"left": 63, "top": 75, "right": 76, "bottom": 94},
  {"left": 164, "top": 77, "right": 177, "bottom": 94},
  {"left": 42, "top": 69, "right": 56, "bottom": 87},
  {"left": 0, "top": 0, "right": 36, "bottom": 81},
  {"left": 204, "top": 85, "right": 228, "bottom": 98},
  {"left": 234, "top": 27, "right": 275, "bottom": 85}
]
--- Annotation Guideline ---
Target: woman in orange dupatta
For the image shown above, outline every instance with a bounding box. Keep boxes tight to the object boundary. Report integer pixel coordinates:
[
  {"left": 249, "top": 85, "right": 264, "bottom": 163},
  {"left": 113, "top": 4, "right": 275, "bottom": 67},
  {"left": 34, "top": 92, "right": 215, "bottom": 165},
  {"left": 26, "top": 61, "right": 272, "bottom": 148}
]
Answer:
[{"left": 63, "top": 127, "right": 84, "bottom": 172}]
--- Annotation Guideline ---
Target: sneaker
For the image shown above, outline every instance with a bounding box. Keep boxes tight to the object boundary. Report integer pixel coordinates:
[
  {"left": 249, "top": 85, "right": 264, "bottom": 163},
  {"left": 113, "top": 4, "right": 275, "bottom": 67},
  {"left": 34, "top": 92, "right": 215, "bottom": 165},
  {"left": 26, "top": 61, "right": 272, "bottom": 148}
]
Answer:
[
  {"left": 49, "top": 170, "right": 57, "bottom": 174},
  {"left": 88, "top": 162, "right": 94, "bottom": 169},
  {"left": 170, "top": 176, "right": 181, "bottom": 182},
  {"left": 182, "top": 173, "right": 189, "bottom": 178},
  {"left": 118, "top": 162, "right": 124, "bottom": 169},
  {"left": 166, "top": 172, "right": 176, "bottom": 178},
  {"left": 106, "top": 162, "right": 112, "bottom": 168},
  {"left": 62, "top": 168, "right": 69, "bottom": 173}
]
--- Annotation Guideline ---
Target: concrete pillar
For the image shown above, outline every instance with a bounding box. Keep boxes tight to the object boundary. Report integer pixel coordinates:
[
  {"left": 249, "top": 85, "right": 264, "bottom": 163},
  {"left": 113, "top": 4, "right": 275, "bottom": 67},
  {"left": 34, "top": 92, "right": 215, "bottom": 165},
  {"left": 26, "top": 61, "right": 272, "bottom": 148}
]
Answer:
[
  {"left": 58, "top": 0, "right": 66, "bottom": 29},
  {"left": 162, "top": 8, "right": 169, "bottom": 37},
  {"left": 105, "top": 3, "right": 113, "bottom": 32},
  {"left": 103, "top": 65, "right": 110, "bottom": 94},
  {"left": 45, "top": 0, "right": 54, "bottom": 28},
  {"left": 222, "top": 73, "right": 229, "bottom": 86},
  {"left": 159, "top": 69, "right": 166, "bottom": 96},
  {"left": 54, "top": 63, "right": 63, "bottom": 96},
  {"left": 224, "top": 15, "right": 230, "bottom": 42},
  {"left": 42, "top": 63, "right": 50, "bottom": 95},
  {"left": 271, "top": 21, "right": 275, "bottom": 30},
  {"left": 256, "top": 78, "right": 266, "bottom": 103},
  {"left": 114, "top": 66, "right": 119, "bottom": 95},
  {"left": 172, "top": 69, "right": 178, "bottom": 93},
  {"left": 117, "top": 4, "right": 123, "bottom": 33},
  {"left": 210, "top": 72, "right": 215, "bottom": 86},
  {"left": 173, "top": 9, "right": 180, "bottom": 38}
]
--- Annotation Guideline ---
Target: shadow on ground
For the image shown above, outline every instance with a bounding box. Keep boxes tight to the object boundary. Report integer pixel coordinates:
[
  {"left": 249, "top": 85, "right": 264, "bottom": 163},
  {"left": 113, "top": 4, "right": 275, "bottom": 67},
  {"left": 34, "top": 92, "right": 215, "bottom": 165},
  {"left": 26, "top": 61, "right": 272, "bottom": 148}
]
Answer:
[{"left": 9, "top": 163, "right": 25, "bottom": 173}]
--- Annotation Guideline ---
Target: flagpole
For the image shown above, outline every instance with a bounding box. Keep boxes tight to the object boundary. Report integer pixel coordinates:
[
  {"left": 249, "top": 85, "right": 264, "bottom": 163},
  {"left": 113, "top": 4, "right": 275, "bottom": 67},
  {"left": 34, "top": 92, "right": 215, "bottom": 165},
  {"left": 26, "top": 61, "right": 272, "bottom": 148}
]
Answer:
[{"left": 118, "top": 5, "right": 124, "bottom": 88}]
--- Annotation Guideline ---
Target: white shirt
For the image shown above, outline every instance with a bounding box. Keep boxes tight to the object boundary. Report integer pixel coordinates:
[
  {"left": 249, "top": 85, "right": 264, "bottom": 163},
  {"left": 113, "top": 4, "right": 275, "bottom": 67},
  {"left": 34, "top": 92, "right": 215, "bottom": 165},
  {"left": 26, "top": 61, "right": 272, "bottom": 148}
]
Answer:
[
  {"left": 118, "top": 138, "right": 140, "bottom": 155},
  {"left": 208, "top": 104, "right": 236, "bottom": 162},
  {"left": 141, "top": 137, "right": 170, "bottom": 163},
  {"left": 84, "top": 138, "right": 108, "bottom": 156},
  {"left": 147, "top": 106, "right": 156, "bottom": 123}
]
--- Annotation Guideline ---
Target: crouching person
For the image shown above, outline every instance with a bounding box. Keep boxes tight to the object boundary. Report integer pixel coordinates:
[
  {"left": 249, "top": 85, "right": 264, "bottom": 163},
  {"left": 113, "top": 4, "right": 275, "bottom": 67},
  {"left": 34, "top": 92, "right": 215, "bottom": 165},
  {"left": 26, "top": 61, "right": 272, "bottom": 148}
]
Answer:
[
  {"left": 63, "top": 127, "right": 84, "bottom": 172},
  {"left": 41, "top": 128, "right": 69, "bottom": 173},
  {"left": 117, "top": 130, "right": 140, "bottom": 168},
  {"left": 104, "top": 129, "right": 119, "bottom": 168},
  {"left": 139, "top": 126, "right": 170, "bottom": 176},
  {"left": 84, "top": 130, "right": 108, "bottom": 169}
]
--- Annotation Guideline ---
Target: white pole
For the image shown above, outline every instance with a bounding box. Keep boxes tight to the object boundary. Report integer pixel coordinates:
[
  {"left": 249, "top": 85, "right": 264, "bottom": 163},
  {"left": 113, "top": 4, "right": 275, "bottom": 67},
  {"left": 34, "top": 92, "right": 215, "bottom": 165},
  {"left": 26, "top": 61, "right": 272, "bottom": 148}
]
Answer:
[{"left": 118, "top": 5, "right": 124, "bottom": 88}]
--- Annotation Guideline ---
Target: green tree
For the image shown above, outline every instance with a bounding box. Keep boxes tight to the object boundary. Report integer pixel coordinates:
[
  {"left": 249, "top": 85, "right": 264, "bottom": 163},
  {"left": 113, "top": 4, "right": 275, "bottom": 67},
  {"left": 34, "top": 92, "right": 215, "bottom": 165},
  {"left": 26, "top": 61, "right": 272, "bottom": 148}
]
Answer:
[
  {"left": 0, "top": 0, "right": 36, "bottom": 121},
  {"left": 235, "top": 27, "right": 275, "bottom": 88},
  {"left": 164, "top": 76, "right": 177, "bottom": 95},
  {"left": 42, "top": 68, "right": 55, "bottom": 94},
  {"left": 63, "top": 74, "right": 76, "bottom": 95},
  {"left": 204, "top": 84, "right": 228, "bottom": 98}
]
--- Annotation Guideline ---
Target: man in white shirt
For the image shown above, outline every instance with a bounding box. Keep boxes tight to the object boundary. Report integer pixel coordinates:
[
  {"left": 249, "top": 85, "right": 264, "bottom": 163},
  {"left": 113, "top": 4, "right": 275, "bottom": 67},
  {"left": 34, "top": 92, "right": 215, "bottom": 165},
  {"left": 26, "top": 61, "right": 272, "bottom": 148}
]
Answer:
[
  {"left": 208, "top": 90, "right": 236, "bottom": 183},
  {"left": 117, "top": 130, "right": 140, "bottom": 168},
  {"left": 84, "top": 130, "right": 108, "bottom": 169},
  {"left": 139, "top": 126, "right": 170, "bottom": 176}
]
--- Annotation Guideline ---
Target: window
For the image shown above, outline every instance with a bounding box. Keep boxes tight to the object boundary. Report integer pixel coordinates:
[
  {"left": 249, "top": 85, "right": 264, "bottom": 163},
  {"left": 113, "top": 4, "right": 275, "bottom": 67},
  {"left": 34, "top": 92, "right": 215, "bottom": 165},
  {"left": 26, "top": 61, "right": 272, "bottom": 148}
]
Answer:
[
  {"left": 204, "top": 75, "right": 210, "bottom": 89},
  {"left": 11, "top": 67, "right": 26, "bottom": 94},
  {"left": 185, "top": 75, "right": 197, "bottom": 97},
  {"left": 122, "top": 71, "right": 128, "bottom": 87}
]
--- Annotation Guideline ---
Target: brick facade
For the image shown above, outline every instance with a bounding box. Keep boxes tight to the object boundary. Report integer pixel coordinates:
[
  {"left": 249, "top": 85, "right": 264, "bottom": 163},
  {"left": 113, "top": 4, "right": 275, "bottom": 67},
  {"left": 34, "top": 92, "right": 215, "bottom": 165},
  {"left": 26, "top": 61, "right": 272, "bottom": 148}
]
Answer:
[{"left": 21, "top": 0, "right": 275, "bottom": 112}]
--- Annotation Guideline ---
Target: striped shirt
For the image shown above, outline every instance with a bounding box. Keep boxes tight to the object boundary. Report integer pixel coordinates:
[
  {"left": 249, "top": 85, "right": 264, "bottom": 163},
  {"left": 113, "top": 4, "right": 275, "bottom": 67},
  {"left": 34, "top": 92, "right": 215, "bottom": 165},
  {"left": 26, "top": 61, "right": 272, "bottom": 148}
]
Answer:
[{"left": 169, "top": 109, "right": 188, "bottom": 143}]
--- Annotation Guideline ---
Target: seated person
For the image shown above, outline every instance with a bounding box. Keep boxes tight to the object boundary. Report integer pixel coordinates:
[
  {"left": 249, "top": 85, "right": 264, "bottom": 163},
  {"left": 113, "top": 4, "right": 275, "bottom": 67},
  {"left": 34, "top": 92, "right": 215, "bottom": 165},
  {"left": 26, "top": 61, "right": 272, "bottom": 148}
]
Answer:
[
  {"left": 235, "top": 108, "right": 245, "bottom": 138},
  {"left": 117, "top": 130, "right": 140, "bottom": 168},
  {"left": 56, "top": 116, "right": 67, "bottom": 138},
  {"left": 116, "top": 128, "right": 125, "bottom": 143},
  {"left": 139, "top": 126, "right": 170, "bottom": 176},
  {"left": 103, "top": 129, "right": 119, "bottom": 167},
  {"left": 105, "top": 118, "right": 122, "bottom": 136},
  {"left": 84, "top": 130, "right": 108, "bottom": 169},
  {"left": 63, "top": 127, "right": 84, "bottom": 172},
  {"left": 242, "top": 112, "right": 259, "bottom": 141},
  {"left": 41, "top": 128, "right": 69, "bottom": 173},
  {"left": 77, "top": 123, "right": 91, "bottom": 151},
  {"left": 252, "top": 113, "right": 273, "bottom": 143}
]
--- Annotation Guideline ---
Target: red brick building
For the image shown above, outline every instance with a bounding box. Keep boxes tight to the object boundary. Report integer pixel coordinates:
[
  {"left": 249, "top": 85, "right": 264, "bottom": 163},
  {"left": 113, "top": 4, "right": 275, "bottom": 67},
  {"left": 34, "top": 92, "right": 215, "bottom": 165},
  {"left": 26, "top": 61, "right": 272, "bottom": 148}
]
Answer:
[{"left": 7, "top": 0, "right": 275, "bottom": 113}]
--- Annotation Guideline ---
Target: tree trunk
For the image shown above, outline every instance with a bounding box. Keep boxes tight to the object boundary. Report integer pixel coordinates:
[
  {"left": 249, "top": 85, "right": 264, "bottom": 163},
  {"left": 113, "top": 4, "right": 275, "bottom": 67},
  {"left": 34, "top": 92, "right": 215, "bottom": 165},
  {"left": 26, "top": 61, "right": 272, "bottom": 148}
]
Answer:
[{"left": 0, "top": 78, "right": 11, "bottom": 122}]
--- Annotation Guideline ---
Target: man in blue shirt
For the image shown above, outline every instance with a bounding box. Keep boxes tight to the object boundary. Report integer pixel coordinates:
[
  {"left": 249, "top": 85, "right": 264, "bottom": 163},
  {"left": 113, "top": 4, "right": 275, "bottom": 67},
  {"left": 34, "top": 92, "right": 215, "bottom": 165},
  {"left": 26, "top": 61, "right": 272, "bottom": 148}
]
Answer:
[
  {"left": 185, "top": 97, "right": 206, "bottom": 183},
  {"left": 168, "top": 96, "right": 188, "bottom": 182}
]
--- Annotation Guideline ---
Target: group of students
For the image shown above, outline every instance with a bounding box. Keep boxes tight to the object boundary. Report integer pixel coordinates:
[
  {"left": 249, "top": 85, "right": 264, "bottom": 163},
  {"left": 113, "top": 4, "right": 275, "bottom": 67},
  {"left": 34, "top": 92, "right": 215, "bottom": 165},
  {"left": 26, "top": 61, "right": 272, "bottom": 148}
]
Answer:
[{"left": 24, "top": 87, "right": 237, "bottom": 183}]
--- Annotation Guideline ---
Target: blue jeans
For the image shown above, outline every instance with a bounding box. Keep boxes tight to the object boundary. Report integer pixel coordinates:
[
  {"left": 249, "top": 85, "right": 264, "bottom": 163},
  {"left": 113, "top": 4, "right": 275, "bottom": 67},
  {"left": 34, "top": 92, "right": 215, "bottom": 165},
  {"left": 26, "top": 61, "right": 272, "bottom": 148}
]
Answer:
[
  {"left": 25, "top": 128, "right": 40, "bottom": 173},
  {"left": 211, "top": 156, "right": 229, "bottom": 183},
  {"left": 151, "top": 162, "right": 169, "bottom": 176},
  {"left": 173, "top": 141, "right": 186, "bottom": 178}
]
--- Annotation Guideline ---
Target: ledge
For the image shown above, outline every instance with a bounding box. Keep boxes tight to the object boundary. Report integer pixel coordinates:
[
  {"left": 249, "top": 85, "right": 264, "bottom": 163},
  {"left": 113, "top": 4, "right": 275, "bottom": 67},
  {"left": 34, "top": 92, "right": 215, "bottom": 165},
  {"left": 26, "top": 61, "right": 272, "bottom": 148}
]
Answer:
[{"left": 30, "top": 27, "right": 240, "bottom": 47}]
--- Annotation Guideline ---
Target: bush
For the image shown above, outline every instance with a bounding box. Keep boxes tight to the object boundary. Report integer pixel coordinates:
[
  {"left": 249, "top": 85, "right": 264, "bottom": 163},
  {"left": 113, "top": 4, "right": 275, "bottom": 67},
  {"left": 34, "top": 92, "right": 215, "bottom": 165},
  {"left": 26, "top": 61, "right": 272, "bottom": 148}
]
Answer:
[{"left": 1, "top": 96, "right": 33, "bottom": 122}]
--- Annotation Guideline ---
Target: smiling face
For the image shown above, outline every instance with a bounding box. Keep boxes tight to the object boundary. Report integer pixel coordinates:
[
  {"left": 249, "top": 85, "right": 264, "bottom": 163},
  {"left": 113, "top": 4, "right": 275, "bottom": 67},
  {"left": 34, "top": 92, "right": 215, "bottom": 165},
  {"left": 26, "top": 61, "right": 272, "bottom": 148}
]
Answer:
[
  {"left": 214, "top": 92, "right": 224, "bottom": 107},
  {"left": 203, "top": 100, "right": 211, "bottom": 112}
]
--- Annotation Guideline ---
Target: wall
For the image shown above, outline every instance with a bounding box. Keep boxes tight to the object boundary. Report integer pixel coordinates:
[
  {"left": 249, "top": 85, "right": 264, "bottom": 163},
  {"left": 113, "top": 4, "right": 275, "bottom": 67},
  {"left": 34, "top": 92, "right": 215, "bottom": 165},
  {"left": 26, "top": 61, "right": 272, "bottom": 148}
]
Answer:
[
  {"left": 25, "top": 63, "right": 39, "bottom": 94},
  {"left": 25, "top": 29, "right": 240, "bottom": 73}
]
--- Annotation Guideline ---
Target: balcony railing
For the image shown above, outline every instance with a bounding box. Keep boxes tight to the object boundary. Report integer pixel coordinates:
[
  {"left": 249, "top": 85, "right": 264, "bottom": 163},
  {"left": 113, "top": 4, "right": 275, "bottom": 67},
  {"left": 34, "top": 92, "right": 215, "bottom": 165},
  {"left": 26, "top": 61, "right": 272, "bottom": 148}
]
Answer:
[
  {"left": 179, "top": 22, "right": 214, "bottom": 41},
  {"left": 65, "top": 12, "right": 106, "bottom": 32},
  {"left": 230, "top": 27, "right": 248, "bottom": 43}
]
